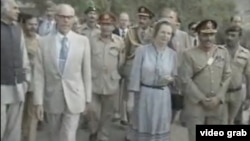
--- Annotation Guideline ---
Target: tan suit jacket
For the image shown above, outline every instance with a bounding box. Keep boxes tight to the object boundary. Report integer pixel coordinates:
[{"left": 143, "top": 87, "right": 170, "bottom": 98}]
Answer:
[
  {"left": 33, "top": 31, "right": 92, "bottom": 114},
  {"left": 171, "top": 29, "right": 191, "bottom": 66}
]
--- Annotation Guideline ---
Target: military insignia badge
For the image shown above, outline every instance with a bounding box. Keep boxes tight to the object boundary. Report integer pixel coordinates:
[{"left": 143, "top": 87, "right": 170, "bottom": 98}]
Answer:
[
  {"left": 104, "top": 14, "right": 109, "bottom": 19},
  {"left": 141, "top": 7, "right": 145, "bottom": 12},
  {"left": 207, "top": 21, "right": 213, "bottom": 29}
]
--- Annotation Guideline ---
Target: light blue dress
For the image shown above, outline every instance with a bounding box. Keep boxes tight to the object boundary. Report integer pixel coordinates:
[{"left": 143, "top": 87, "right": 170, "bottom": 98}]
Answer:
[{"left": 128, "top": 44, "right": 177, "bottom": 141}]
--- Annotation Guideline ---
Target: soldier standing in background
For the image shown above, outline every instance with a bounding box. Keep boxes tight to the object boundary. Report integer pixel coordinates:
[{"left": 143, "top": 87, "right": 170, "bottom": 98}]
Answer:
[
  {"left": 88, "top": 13, "right": 125, "bottom": 141},
  {"left": 80, "top": 5, "right": 100, "bottom": 38},
  {"left": 21, "top": 14, "right": 40, "bottom": 141},
  {"left": 122, "top": 6, "right": 155, "bottom": 141},
  {"left": 223, "top": 26, "right": 250, "bottom": 125},
  {"left": 179, "top": 20, "right": 231, "bottom": 141}
]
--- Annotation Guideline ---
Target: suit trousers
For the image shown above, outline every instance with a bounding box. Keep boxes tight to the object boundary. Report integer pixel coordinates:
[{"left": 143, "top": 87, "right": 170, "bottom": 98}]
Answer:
[
  {"left": 45, "top": 112, "right": 80, "bottom": 141},
  {"left": 22, "top": 92, "right": 38, "bottom": 141},
  {"left": 88, "top": 93, "right": 115, "bottom": 141},
  {"left": 1, "top": 102, "right": 24, "bottom": 141}
]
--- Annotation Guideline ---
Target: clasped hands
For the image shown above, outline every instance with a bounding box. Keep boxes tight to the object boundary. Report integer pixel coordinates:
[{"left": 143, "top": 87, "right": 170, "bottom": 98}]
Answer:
[{"left": 201, "top": 96, "right": 221, "bottom": 110}]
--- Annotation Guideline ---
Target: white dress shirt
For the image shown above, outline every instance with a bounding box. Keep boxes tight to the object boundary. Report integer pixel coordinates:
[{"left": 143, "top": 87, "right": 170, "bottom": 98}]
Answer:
[{"left": 119, "top": 28, "right": 128, "bottom": 37}]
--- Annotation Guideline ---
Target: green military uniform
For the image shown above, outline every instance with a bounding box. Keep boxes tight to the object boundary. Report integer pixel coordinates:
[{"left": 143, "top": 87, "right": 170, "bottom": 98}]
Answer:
[
  {"left": 121, "top": 6, "right": 154, "bottom": 128},
  {"left": 180, "top": 20, "right": 232, "bottom": 141},
  {"left": 223, "top": 45, "right": 250, "bottom": 124},
  {"left": 80, "top": 6, "right": 100, "bottom": 38}
]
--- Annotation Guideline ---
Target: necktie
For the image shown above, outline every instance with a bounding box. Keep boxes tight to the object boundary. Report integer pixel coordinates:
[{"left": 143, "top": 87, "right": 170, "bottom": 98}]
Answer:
[
  {"left": 121, "top": 29, "right": 125, "bottom": 38},
  {"left": 194, "top": 38, "right": 197, "bottom": 46},
  {"left": 59, "top": 37, "right": 69, "bottom": 73}
]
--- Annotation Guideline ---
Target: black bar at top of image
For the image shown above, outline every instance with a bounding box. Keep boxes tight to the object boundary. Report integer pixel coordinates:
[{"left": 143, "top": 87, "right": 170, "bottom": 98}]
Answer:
[{"left": 196, "top": 125, "right": 250, "bottom": 141}]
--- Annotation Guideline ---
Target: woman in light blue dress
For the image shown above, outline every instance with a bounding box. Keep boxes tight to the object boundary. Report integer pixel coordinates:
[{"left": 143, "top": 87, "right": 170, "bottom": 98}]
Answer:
[{"left": 127, "top": 21, "right": 177, "bottom": 141}]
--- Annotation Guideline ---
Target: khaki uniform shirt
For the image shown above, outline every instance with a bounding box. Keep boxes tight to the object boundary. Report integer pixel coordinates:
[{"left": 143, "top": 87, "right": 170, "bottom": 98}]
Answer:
[
  {"left": 90, "top": 33, "right": 125, "bottom": 95},
  {"left": 80, "top": 23, "right": 100, "bottom": 38},
  {"left": 24, "top": 34, "right": 40, "bottom": 92},
  {"left": 122, "top": 26, "right": 153, "bottom": 77},
  {"left": 180, "top": 45, "right": 232, "bottom": 104},
  {"left": 227, "top": 45, "right": 250, "bottom": 100},
  {"left": 25, "top": 34, "right": 40, "bottom": 67}
]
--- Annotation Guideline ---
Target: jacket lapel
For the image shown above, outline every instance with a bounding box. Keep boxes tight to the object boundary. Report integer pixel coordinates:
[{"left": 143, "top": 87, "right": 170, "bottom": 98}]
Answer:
[{"left": 49, "top": 34, "right": 61, "bottom": 75}]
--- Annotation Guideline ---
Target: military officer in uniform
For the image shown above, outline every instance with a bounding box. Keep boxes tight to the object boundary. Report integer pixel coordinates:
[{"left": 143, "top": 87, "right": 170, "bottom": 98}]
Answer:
[
  {"left": 21, "top": 14, "right": 40, "bottom": 141},
  {"left": 80, "top": 6, "right": 100, "bottom": 38},
  {"left": 121, "top": 6, "right": 154, "bottom": 129},
  {"left": 88, "top": 13, "right": 125, "bottom": 141},
  {"left": 223, "top": 26, "right": 250, "bottom": 124},
  {"left": 179, "top": 20, "right": 232, "bottom": 141}
]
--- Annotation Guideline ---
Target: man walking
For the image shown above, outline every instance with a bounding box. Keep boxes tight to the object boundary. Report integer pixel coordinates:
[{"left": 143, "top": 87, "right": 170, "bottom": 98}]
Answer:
[
  {"left": 1, "top": 0, "right": 31, "bottom": 141},
  {"left": 33, "top": 4, "right": 92, "bottom": 141}
]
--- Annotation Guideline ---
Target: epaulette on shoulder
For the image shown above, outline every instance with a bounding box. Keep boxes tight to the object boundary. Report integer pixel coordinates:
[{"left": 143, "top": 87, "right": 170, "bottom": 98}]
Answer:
[
  {"left": 217, "top": 45, "right": 226, "bottom": 49},
  {"left": 240, "top": 46, "right": 249, "bottom": 53}
]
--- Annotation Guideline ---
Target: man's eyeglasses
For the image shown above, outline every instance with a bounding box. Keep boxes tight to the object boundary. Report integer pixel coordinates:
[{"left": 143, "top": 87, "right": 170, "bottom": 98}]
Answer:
[{"left": 57, "top": 14, "right": 74, "bottom": 20}]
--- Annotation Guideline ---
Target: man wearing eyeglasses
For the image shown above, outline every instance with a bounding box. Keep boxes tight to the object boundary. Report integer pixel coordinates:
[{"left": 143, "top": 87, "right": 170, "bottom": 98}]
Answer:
[{"left": 33, "top": 4, "right": 92, "bottom": 141}]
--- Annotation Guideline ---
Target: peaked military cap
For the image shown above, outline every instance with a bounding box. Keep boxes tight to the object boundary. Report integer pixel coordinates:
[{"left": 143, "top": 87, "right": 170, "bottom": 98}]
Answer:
[
  {"left": 98, "top": 13, "right": 116, "bottom": 24},
  {"left": 84, "top": 6, "right": 97, "bottom": 14},
  {"left": 137, "top": 6, "right": 154, "bottom": 18},
  {"left": 195, "top": 19, "right": 218, "bottom": 33}
]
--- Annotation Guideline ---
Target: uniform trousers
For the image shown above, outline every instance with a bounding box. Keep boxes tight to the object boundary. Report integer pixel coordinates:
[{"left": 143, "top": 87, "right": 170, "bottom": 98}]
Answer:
[
  {"left": 22, "top": 92, "right": 38, "bottom": 141},
  {"left": 45, "top": 112, "right": 80, "bottom": 141},
  {"left": 185, "top": 100, "right": 224, "bottom": 141},
  {"left": 1, "top": 102, "right": 24, "bottom": 141},
  {"left": 88, "top": 93, "right": 115, "bottom": 141},
  {"left": 223, "top": 90, "right": 244, "bottom": 124}
]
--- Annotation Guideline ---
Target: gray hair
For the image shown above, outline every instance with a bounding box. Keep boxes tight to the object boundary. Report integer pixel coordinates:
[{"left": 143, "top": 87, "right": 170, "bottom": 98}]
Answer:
[
  {"left": 1, "top": 0, "right": 10, "bottom": 15},
  {"left": 55, "top": 3, "right": 75, "bottom": 15}
]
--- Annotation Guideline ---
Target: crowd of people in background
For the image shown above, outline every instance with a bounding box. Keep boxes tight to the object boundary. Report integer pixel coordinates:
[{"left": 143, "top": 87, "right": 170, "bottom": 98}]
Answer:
[{"left": 1, "top": 0, "right": 250, "bottom": 141}]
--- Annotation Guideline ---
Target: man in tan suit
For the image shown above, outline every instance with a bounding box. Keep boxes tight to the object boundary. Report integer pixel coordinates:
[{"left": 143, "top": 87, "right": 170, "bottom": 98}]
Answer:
[
  {"left": 180, "top": 20, "right": 231, "bottom": 141},
  {"left": 121, "top": 6, "right": 154, "bottom": 131},
  {"left": 223, "top": 26, "right": 250, "bottom": 124},
  {"left": 88, "top": 13, "right": 125, "bottom": 141},
  {"left": 1, "top": 0, "right": 31, "bottom": 141},
  {"left": 159, "top": 7, "right": 191, "bottom": 125},
  {"left": 33, "top": 4, "right": 92, "bottom": 141},
  {"left": 21, "top": 14, "right": 40, "bottom": 141}
]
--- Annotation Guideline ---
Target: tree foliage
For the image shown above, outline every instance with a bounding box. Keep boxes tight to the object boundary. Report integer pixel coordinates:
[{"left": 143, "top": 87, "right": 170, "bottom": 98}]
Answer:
[{"left": 20, "top": 0, "right": 236, "bottom": 29}]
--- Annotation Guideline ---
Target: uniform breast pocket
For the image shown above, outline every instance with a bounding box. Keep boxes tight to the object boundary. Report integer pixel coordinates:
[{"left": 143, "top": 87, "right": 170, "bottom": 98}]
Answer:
[
  {"left": 213, "top": 56, "right": 225, "bottom": 68},
  {"left": 109, "top": 48, "right": 119, "bottom": 57},
  {"left": 235, "top": 57, "right": 247, "bottom": 68}
]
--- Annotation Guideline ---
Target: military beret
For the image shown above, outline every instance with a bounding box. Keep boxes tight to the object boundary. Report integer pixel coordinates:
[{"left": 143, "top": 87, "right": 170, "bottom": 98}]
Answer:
[
  {"left": 84, "top": 6, "right": 97, "bottom": 14},
  {"left": 98, "top": 13, "right": 116, "bottom": 24},
  {"left": 195, "top": 19, "right": 218, "bottom": 33},
  {"left": 137, "top": 6, "right": 154, "bottom": 18}
]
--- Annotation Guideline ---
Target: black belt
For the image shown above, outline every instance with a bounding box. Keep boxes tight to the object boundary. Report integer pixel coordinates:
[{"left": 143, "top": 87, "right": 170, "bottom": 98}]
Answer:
[
  {"left": 141, "top": 83, "right": 167, "bottom": 90},
  {"left": 227, "top": 86, "right": 242, "bottom": 93}
]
